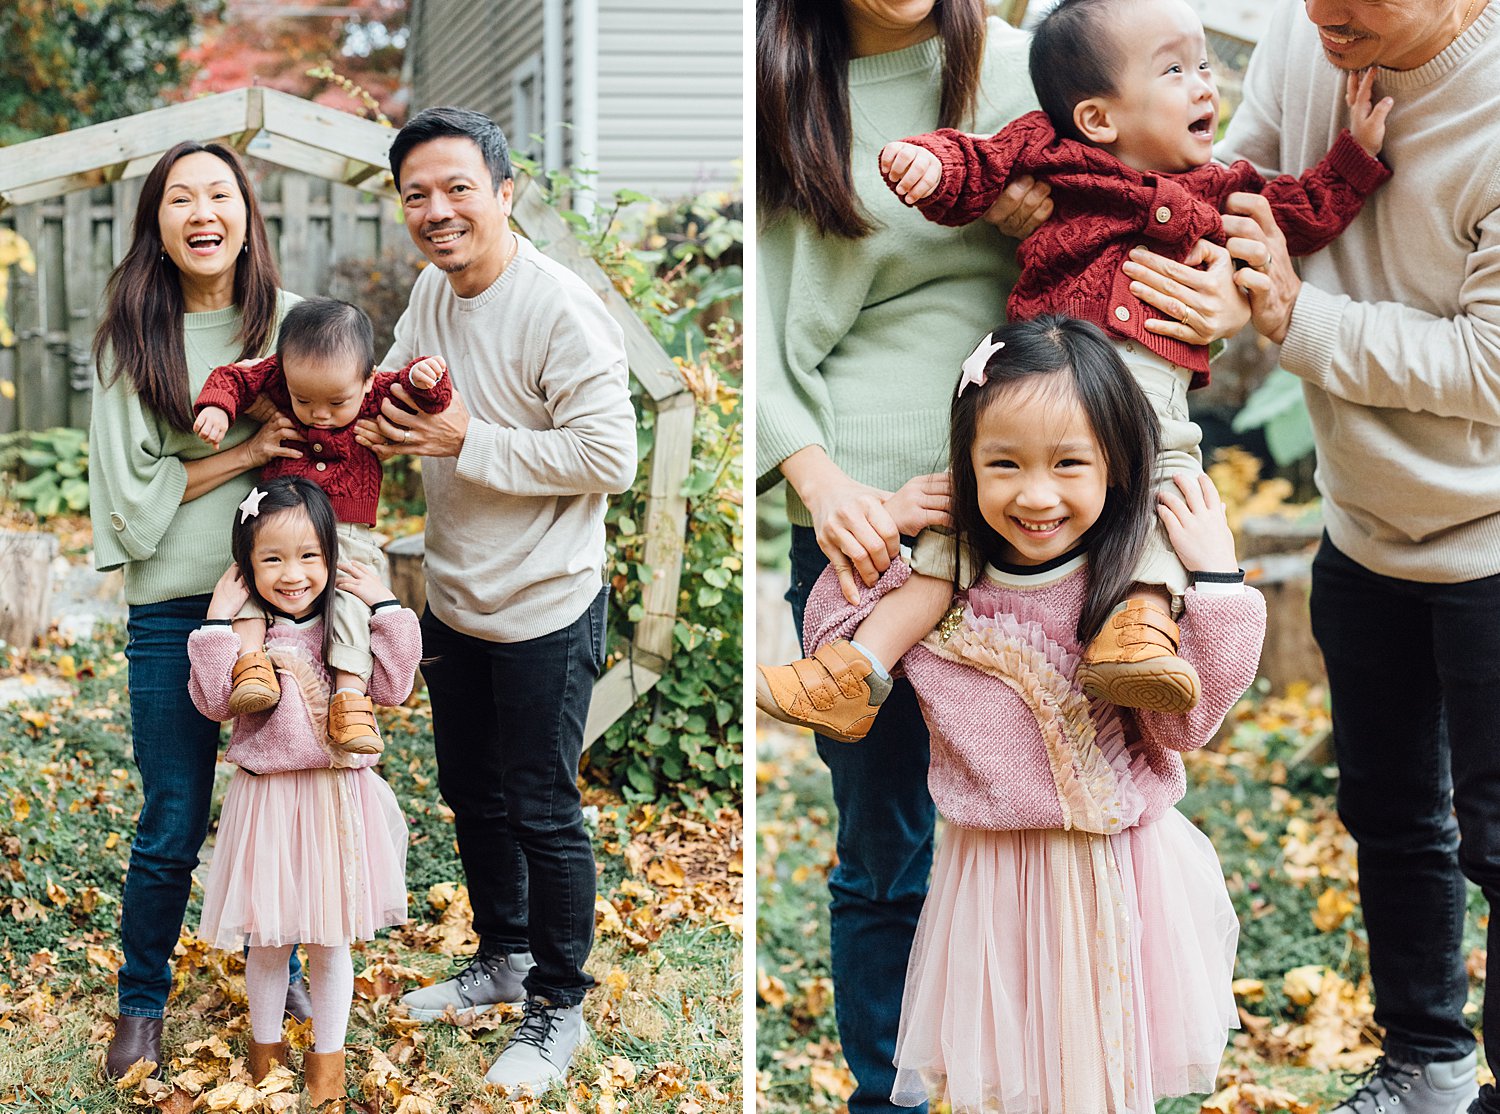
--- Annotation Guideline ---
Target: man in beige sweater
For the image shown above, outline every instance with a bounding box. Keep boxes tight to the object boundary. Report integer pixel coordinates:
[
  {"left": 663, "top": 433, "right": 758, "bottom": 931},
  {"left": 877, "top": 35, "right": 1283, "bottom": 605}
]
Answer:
[
  {"left": 356, "top": 107, "right": 637, "bottom": 1091},
  {"left": 1220, "top": 3, "right": 1500, "bottom": 1113}
]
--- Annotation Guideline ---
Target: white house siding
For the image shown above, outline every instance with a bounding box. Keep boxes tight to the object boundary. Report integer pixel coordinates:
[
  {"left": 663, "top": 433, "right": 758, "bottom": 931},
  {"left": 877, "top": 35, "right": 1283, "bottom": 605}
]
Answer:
[
  {"left": 408, "top": 0, "right": 741, "bottom": 201},
  {"left": 594, "top": 0, "right": 741, "bottom": 200}
]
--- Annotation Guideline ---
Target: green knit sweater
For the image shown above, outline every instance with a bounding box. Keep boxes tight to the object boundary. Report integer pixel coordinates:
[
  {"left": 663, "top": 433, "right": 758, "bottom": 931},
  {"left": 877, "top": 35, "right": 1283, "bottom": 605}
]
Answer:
[
  {"left": 89, "top": 291, "right": 299, "bottom": 605},
  {"left": 756, "top": 17, "right": 1037, "bottom": 525}
]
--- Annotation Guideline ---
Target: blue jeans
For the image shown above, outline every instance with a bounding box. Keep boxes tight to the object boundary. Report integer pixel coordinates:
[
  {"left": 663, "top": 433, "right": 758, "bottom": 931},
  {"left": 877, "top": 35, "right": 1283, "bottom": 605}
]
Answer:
[
  {"left": 118, "top": 595, "right": 301, "bottom": 1017},
  {"left": 786, "top": 526, "right": 937, "bottom": 1114},
  {"left": 1310, "top": 538, "right": 1500, "bottom": 1074},
  {"left": 419, "top": 588, "right": 606, "bottom": 1008}
]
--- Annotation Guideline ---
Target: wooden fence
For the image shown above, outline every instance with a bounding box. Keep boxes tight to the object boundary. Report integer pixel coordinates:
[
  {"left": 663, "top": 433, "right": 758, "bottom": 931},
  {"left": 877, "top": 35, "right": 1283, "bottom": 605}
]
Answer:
[{"left": 0, "top": 165, "right": 420, "bottom": 435}]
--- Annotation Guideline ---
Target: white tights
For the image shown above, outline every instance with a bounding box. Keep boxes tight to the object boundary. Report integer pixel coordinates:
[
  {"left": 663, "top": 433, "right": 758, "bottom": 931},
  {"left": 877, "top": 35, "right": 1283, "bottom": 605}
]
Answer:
[{"left": 244, "top": 943, "right": 353, "bottom": 1053}]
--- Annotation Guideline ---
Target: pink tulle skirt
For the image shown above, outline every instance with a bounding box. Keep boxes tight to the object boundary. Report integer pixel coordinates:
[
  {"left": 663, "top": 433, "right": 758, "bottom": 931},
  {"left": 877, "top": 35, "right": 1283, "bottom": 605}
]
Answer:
[
  {"left": 198, "top": 766, "right": 409, "bottom": 950},
  {"left": 891, "top": 809, "right": 1238, "bottom": 1114}
]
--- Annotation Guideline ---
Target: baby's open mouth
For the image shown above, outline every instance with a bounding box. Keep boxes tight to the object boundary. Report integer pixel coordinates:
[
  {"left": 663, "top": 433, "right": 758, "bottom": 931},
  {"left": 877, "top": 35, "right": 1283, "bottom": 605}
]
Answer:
[{"left": 1188, "top": 116, "right": 1214, "bottom": 138}]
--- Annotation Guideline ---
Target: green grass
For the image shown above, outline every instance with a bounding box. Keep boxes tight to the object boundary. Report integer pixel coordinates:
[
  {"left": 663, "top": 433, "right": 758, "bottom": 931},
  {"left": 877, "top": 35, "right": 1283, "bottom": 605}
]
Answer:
[{"left": 0, "top": 627, "right": 742, "bottom": 1113}]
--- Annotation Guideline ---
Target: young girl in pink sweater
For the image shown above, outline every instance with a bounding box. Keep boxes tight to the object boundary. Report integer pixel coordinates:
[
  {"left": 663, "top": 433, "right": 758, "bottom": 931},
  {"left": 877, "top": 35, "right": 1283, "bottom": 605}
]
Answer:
[
  {"left": 796, "top": 316, "right": 1265, "bottom": 1113},
  {"left": 188, "top": 477, "right": 417, "bottom": 1108}
]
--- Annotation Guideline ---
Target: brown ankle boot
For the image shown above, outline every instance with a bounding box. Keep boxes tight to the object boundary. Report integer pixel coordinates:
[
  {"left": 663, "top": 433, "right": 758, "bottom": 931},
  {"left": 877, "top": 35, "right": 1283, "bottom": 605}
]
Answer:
[
  {"left": 104, "top": 1014, "right": 163, "bottom": 1081},
  {"left": 327, "top": 692, "right": 382, "bottom": 755},
  {"left": 1076, "top": 598, "right": 1201, "bottom": 712},
  {"left": 229, "top": 650, "right": 281, "bottom": 715},
  {"left": 248, "top": 1039, "right": 290, "bottom": 1084},
  {"left": 304, "top": 1047, "right": 346, "bottom": 1109}
]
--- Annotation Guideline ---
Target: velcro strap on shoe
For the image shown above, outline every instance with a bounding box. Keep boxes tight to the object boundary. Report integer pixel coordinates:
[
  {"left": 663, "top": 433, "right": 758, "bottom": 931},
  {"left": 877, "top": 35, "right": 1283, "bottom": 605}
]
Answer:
[
  {"left": 232, "top": 653, "right": 278, "bottom": 686},
  {"left": 813, "top": 641, "right": 870, "bottom": 699},
  {"left": 329, "top": 694, "right": 378, "bottom": 729},
  {"left": 1110, "top": 601, "right": 1181, "bottom": 651},
  {"left": 791, "top": 654, "right": 839, "bottom": 711}
]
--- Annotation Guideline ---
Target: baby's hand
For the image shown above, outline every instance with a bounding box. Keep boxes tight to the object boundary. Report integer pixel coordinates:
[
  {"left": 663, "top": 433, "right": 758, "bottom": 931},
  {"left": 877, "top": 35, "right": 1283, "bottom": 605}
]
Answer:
[
  {"left": 408, "top": 356, "right": 446, "bottom": 391},
  {"left": 194, "top": 406, "right": 230, "bottom": 447},
  {"left": 1158, "top": 474, "right": 1239, "bottom": 575},
  {"left": 207, "top": 564, "right": 251, "bottom": 620},
  {"left": 1347, "top": 68, "right": 1393, "bottom": 157},
  {"left": 336, "top": 560, "right": 397, "bottom": 608},
  {"left": 879, "top": 141, "right": 943, "bottom": 205}
]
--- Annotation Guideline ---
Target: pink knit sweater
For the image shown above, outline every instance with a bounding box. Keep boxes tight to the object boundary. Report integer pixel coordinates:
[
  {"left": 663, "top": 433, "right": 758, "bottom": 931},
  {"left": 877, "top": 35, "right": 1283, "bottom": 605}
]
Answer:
[
  {"left": 187, "top": 607, "right": 422, "bottom": 775},
  {"left": 804, "top": 557, "right": 1266, "bottom": 832}
]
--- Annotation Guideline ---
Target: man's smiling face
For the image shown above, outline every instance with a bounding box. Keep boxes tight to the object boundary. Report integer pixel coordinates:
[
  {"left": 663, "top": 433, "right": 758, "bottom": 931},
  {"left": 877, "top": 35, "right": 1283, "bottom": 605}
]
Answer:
[{"left": 398, "top": 136, "right": 514, "bottom": 297}]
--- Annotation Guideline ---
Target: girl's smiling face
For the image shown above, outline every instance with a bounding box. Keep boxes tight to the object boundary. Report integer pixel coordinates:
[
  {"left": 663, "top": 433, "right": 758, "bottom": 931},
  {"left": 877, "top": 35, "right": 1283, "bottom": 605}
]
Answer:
[
  {"left": 248, "top": 507, "right": 329, "bottom": 618},
  {"left": 970, "top": 377, "right": 1109, "bottom": 565}
]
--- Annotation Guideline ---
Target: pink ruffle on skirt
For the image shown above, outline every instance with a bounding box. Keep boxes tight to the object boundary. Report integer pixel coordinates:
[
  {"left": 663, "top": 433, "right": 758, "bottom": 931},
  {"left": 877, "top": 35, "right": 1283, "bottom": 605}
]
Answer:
[
  {"left": 892, "top": 809, "right": 1238, "bottom": 1114},
  {"left": 198, "top": 766, "right": 408, "bottom": 950}
]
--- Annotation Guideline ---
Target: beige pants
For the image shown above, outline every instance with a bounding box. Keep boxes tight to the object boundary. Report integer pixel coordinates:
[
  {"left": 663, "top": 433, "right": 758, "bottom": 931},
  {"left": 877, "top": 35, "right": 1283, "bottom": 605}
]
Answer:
[
  {"left": 235, "top": 522, "right": 390, "bottom": 682},
  {"left": 911, "top": 341, "right": 1200, "bottom": 608}
]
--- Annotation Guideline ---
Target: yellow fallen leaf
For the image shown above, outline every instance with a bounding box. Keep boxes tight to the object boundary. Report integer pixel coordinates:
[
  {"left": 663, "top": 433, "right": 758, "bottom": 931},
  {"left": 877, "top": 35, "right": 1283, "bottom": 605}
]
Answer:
[
  {"left": 1312, "top": 887, "right": 1355, "bottom": 933},
  {"left": 757, "top": 969, "right": 789, "bottom": 1009},
  {"left": 646, "top": 858, "right": 686, "bottom": 888},
  {"left": 111, "top": 1057, "right": 158, "bottom": 1090},
  {"left": 1231, "top": 978, "right": 1266, "bottom": 1002},
  {"left": 810, "top": 1060, "right": 856, "bottom": 1100},
  {"left": 1283, "top": 965, "right": 1327, "bottom": 1007}
]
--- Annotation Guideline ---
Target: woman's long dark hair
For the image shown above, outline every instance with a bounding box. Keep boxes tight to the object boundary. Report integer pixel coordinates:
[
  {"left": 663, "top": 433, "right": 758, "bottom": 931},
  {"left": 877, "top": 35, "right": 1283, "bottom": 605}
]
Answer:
[
  {"left": 949, "top": 316, "right": 1160, "bottom": 643},
  {"left": 94, "top": 141, "right": 281, "bottom": 432},
  {"left": 757, "top": 0, "right": 987, "bottom": 239},
  {"left": 232, "top": 477, "right": 340, "bottom": 662}
]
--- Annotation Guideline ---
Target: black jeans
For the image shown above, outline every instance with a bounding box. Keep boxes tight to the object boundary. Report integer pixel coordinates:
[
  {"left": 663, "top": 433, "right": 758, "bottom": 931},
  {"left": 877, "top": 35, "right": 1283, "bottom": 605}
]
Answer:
[
  {"left": 419, "top": 588, "right": 607, "bottom": 1007},
  {"left": 1310, "top": 537, "right": 1500, "bottom": 1072},
  {"left": 787, "top": 526, "right": 937, "bottom": 1114}
]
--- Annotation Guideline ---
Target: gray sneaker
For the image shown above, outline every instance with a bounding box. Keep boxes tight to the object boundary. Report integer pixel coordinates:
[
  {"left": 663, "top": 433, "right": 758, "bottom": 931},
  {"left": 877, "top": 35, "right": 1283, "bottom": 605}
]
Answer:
[
  {"left": 483, "top": 996, "right": 589, "bottom": 1091},
  {"left": 401, "top": 950, "right": 534, "bottom": 1022},
  {"left": 1332, "top": 1053, "right": 1478, "bottom": 1114}
]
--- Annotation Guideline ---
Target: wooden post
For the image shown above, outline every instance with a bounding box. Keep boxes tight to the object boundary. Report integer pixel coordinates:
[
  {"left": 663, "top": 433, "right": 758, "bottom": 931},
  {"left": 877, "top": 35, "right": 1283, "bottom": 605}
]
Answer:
[
  {"left": 0, "top": 529, "right": 58, "bottom": 648},
  {"left": 1244, "top": 551, "right": 1325, "bottom": 693},
  {"left": 384, "top": 533, "right": 426, "bottom": 615},
  {"left": 634, "top": 394, "right": 695, "bottom": 668}
]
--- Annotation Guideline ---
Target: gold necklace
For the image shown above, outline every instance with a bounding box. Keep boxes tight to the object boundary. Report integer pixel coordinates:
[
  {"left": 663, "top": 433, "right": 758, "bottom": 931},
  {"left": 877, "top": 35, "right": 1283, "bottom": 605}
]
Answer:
[{"left": 1452, "top": 0, "right": 1480, "bottom": 48}]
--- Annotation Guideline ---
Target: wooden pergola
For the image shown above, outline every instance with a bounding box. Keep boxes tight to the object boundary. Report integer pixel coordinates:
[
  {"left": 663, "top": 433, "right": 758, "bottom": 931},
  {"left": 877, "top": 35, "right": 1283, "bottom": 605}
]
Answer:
[{"left": 0, "top": 87, "right": 694, "bottom": 745}]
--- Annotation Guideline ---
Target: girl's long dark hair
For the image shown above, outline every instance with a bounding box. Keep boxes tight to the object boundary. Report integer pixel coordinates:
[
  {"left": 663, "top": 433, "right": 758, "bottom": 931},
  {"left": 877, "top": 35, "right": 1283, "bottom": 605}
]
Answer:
[
  {"left": 949, "top": 316, "right": 1160, "bottom": 643},
  {"left": 232, "top": 477, "right": 340, "bottom": 662},
  {"left": 757, "top": 0, "right": 987, "bottom": 239},
  {"left": 94, "top": 141, "right": 281, "bottom": 432}
]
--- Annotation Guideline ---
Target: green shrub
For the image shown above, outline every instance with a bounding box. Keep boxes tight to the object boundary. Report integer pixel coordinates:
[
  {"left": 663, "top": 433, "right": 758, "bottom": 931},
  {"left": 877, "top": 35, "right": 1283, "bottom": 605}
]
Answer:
[{"left": 0, "top": 426, "right": 89, "bottom": 517}]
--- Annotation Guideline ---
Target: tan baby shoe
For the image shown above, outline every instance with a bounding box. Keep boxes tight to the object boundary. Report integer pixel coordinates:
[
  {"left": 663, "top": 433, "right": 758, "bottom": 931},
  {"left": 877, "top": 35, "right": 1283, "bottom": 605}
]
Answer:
[
  {"left": 228, "top": 650, "right": 281, "bottom": 716},
  {"left": 327, "top": 691, "right": 383, "bottom": 755},
  {"left": 1076, "top": 598, "right": 1201, "bottom": 713},
  {"left": 754, "top": 640, "right": 891, "bottom": 743}
]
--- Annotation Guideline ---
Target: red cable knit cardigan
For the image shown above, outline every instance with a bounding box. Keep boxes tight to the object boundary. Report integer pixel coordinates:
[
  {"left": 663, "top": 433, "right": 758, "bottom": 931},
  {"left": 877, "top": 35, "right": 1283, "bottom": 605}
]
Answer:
[
  {"left": 195, "top": 355, "right": 452, "bottom": 525},
  {"left": 804, "top": 557, "right": 1266, "bottom": 832},
  {"left": 893, "top": 111, "right": 1390, "bottom": 384}
]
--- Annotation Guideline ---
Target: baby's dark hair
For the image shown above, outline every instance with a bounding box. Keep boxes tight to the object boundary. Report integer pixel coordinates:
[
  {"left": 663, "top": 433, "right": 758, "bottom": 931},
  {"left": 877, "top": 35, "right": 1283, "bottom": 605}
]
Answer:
[
  {"left": 1030, "top": 0, "right": 1134, "bottom": 142},
  {"left": 231, "top": 476, "right": 340, "bottom": 660},
  {"left": 275, "top": 297, "right": 375, "bottom": 380},
  {"left": 948, "top": 315, "right": 1160, "bottom": 643}
]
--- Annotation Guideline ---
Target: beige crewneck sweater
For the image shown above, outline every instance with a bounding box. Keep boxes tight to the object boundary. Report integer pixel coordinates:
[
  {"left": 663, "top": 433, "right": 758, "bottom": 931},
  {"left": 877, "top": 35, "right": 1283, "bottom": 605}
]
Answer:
[
  {"left": 1221, "top": 0, "right": 1500, "bottom": 582},
  {"left": 383, "top": 235, "right": 637, "bottom": 641}
]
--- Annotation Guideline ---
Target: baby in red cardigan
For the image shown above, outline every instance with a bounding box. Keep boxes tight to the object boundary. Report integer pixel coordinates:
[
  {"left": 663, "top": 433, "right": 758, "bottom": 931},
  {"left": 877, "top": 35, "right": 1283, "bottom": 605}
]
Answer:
[
  {"left": 194, "top": 297, "right": 451, "bottom": 755},
  {"left": 757, "top": 0, "right": 1392, "bottom": 742}
]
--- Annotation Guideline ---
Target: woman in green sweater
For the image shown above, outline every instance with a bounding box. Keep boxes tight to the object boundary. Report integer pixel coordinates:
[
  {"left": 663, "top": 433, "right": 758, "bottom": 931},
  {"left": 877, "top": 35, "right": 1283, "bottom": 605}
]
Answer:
[
  {"left": 756, "top": 4, "right": 1044, "bottom": 1110},
  {"left": 90, "top": 141, "right": 303, "bottom": 1079}
]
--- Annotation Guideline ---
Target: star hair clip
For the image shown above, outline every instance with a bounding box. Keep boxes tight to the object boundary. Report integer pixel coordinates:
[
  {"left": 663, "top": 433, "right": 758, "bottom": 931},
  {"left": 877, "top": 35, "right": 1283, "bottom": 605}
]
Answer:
[
  {"left": 958, "top": 333, "right": 1005, "bottom": 396},
  {"left": 238, "top": 487, "right": 267, "bottom": 524}
]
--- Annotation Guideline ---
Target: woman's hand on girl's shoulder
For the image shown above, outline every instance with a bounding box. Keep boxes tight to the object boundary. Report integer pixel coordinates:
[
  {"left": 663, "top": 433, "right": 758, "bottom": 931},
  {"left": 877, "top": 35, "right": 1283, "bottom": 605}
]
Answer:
[
  {"left": 1158, "top": 473, "right": 1239, "bottom": 575},
  {"left": 884, "top": 472, "right": 953, "bottom": 536},
  {"left": 336, "top": 560, "right": 396, "bottom": 608},
  {"left": 207, "top": 564, "right": 251, "bottom": 620}
]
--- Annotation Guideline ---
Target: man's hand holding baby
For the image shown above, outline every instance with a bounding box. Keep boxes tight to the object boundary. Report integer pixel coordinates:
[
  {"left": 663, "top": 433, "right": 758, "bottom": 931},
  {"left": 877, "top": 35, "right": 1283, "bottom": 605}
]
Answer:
[{"left": 880, "top": 141, "right": 943, "bottom": 205}]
